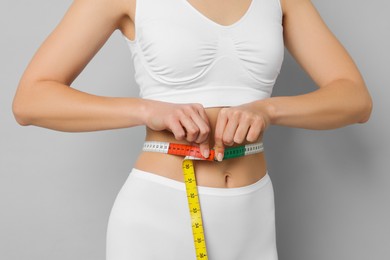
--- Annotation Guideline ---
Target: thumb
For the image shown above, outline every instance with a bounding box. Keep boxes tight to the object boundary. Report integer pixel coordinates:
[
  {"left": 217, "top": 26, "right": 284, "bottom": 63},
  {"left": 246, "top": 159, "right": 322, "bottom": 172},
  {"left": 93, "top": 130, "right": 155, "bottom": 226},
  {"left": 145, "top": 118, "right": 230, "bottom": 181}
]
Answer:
[
  {"left": 213, "top": 139, "right": 225, "bottom": 162},
  {"left": 199, "top": 140, "right": 210, "bottom": 159}
]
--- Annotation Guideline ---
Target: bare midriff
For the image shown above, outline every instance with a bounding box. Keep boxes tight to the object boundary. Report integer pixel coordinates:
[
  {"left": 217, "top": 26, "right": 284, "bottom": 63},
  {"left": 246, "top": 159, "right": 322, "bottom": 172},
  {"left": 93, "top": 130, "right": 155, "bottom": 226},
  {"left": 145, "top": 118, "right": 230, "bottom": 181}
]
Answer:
[{"left": 134, "top": 107, "right": 267, "bottom": 188}]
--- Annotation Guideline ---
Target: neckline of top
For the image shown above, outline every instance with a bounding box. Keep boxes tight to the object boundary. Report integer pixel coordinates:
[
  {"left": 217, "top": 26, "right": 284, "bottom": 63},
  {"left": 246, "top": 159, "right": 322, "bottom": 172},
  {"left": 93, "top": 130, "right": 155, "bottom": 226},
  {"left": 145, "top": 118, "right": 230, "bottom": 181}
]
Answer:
[{"left": 183, "top": 0, "right": 255, "bottom": 29}]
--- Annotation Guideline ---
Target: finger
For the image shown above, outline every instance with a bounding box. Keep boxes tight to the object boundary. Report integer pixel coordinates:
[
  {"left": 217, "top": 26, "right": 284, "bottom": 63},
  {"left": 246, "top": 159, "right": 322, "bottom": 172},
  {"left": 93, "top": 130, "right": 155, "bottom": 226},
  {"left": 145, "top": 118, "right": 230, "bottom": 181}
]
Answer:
[
  {"left": 192, "top": 117, "right": 210, "bottom": 158},
  {"left": 180, "top": 116, "right": 200, "bottom": 142},
  {"left": 246, "top": 119, "right": 263, "bottom": 142},
  {"left": 214, "top": 109, "right": 228, "bottom": 161},
  {"left": 199, "top": 140, "right": 210, "bottom": 159},
  {"left": 234, "top": 121, "right": 251, "bottom": 144},
  {"left": 223, "top": 119, "right": 239, "bottom": 146},
  {"left": 168, "top": 118, "right": 186, "bottom": 141},
  {"left": 186, "top": 108, "right": 210, "bottom": 157},
  {"left": 194, "top": 103, "right": 210, "bottom": 126},
  {"left": 188, "top": 105, "right": 211, "bottom": 157},
  {"left": 190, "top": 112, "right": 210, "bottom": 144}
]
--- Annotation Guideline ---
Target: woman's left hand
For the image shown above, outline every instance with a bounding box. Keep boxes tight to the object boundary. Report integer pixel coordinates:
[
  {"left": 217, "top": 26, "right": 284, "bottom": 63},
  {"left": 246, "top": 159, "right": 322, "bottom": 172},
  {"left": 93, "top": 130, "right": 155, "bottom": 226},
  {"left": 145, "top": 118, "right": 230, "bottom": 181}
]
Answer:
[{"left": 213, "top": 101, "right": 272, "bottom": 161}]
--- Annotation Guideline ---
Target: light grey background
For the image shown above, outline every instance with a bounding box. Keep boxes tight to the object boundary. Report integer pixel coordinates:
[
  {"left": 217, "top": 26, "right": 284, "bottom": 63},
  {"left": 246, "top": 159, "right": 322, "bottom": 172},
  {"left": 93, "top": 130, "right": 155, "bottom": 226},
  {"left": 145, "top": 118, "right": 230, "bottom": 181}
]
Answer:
[{"left": 1, "top": 0, "right": 389, "bottom": 259}]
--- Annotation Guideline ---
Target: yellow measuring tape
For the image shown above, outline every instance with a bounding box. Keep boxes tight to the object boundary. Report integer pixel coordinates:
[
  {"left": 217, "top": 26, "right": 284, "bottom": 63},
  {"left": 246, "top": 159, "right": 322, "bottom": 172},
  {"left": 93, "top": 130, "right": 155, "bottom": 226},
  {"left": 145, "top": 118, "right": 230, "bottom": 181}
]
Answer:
[
  {"left": 182, "top": 159, "right": 208, "bottom": 259},
  {"left": 142, "top": 141, "right": 264, "bottom": 260}
]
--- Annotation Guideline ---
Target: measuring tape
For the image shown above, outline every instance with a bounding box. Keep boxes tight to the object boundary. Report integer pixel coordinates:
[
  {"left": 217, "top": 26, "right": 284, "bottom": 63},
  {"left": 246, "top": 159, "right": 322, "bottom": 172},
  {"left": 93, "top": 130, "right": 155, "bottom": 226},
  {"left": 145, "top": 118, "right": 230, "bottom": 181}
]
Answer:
[
  {"left": 182, "top": 159, "right": 208, "bottom": 259},
  {"left": 142, "top": 141, "right": 264, "bottom": 260}
]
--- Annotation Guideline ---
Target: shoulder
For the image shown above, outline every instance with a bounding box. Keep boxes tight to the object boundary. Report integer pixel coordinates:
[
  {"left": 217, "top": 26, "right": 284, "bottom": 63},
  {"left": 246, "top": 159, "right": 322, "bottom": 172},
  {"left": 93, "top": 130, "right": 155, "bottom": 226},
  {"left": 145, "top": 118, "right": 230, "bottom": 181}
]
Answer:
[
  {"left": 71, "top": 0, "right": 132, "bottom": 22},
  {"left": 279, "top": 0, "right": 312, "bottom": 16}
]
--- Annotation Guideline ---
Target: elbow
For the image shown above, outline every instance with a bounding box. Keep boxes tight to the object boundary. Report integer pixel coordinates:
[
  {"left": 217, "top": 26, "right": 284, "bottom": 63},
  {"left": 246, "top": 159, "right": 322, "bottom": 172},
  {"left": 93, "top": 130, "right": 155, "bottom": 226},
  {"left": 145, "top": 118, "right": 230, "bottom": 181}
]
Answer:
[
  {"left": 12, "top": 96, "right": 32, "bottom": 126},
  {"left": 353, "top": 89, "right": 373, "bottom": 124},
  {"left": 357, "top": 96, "right": 373, "bottom": 124},
  {"left": 12, "top": 81, "right": 35, "bottom": 126},
  {"left": 344, "top": 79, "right": 373, "bottom": 125}
]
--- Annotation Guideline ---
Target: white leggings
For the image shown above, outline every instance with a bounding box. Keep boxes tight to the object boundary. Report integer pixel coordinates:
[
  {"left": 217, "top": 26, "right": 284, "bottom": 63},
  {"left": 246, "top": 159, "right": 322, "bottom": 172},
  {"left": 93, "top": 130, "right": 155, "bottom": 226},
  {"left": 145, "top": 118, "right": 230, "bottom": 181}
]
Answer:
[{"left": 106, "top": 168, "right": 278, "bottom": 260}]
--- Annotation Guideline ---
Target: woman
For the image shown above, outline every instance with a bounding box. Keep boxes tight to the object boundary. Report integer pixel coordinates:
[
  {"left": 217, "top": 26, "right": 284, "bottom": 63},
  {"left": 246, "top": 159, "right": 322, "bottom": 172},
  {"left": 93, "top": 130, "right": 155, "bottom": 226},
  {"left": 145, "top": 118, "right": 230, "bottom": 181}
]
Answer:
[{"left": 12, "top": 0, "right": 372, "bottom": 259}]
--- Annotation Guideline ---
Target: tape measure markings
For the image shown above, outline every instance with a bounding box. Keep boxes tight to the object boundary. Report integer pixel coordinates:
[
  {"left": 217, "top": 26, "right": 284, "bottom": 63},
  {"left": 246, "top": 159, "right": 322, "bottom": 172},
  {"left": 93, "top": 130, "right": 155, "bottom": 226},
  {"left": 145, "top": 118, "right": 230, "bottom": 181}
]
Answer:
[
  {"left": 142, "top": 141, "right": 264, "bottom": 260},
  {"left": 183, "top": 159, "right": 208, "bottom": 259},
  {"left": 143, "top": 141, "right": 263, "bottom": 160}
]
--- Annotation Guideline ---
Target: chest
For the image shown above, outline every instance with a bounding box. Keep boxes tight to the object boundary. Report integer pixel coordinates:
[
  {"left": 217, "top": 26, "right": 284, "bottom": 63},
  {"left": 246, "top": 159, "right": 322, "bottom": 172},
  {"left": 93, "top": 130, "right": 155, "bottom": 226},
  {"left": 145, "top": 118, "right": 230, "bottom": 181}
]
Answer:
[
  {"left": 129, "top": 0, "right": 284, "bottom": 85},
  {"left": 184, "top": 0, "right": 254, "bottom": 27}
]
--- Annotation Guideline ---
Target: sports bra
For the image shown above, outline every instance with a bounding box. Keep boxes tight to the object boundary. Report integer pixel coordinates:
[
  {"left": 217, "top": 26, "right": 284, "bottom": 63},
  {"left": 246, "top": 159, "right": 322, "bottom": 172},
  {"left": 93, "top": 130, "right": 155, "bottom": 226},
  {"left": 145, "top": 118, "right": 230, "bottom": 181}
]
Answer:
[{"left": 123, "top": 0, "right": 284, "bottom": 108}]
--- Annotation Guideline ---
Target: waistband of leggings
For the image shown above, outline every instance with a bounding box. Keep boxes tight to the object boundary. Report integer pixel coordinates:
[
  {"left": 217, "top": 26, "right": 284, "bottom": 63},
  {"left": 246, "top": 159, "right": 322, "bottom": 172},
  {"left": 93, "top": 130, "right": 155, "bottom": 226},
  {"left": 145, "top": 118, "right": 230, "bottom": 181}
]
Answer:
[{"left": 130, "top": 168, "right": 271, "bottom": 197}]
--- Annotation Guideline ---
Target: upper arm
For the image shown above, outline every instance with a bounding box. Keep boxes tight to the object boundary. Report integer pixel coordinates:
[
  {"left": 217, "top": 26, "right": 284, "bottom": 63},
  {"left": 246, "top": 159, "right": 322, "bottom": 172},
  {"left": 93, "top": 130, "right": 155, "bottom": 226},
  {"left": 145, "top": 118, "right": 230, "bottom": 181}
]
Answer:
[
  {"left": 281, "top": 0, "right": 365, "bottom": 88},
  {"left": 20, "top": 0, "right": 130, "bottom": 86}
]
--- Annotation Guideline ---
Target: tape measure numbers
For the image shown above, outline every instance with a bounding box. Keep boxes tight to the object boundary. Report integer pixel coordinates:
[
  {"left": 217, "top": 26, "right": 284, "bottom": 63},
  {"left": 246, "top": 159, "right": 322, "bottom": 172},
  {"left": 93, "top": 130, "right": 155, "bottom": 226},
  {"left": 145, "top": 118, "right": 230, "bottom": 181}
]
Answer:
[
  {"left": 142, "top": 141, "right": 264, "bottom": 260},
  {"left": 183, "top": 159, "right": 208, "bottom": 259},
  {"left": 142, "top": 141, "right": 263, "bottom": 161}
]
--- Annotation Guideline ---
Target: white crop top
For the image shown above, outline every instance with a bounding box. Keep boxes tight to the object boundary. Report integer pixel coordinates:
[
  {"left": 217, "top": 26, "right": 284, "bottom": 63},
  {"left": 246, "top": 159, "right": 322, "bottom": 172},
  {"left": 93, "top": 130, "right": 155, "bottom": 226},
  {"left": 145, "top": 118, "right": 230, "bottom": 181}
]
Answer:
[{"left": 123, "top": 0, "right": 284, "bottom": 108}]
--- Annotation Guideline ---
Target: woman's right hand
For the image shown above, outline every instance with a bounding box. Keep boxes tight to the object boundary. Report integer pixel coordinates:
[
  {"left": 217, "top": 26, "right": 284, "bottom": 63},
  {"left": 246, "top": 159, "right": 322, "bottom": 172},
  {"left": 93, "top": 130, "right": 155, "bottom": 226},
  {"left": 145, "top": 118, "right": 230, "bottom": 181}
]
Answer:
[{"left": 143, "top": 100, "right": 211, "bottom": 158}]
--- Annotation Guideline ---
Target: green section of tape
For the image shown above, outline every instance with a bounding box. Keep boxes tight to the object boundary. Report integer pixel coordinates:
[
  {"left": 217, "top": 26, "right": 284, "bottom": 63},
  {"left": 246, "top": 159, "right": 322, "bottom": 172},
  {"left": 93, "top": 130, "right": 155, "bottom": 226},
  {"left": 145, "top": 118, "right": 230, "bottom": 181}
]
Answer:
[{"left": 223, "top": 146, "right": 246, "bottom": 160}]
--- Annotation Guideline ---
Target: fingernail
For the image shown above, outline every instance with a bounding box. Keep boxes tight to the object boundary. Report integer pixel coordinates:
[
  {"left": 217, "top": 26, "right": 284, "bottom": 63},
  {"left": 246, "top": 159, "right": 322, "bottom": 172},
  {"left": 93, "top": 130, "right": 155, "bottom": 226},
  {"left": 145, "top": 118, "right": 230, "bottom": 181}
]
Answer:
[
  {"left": 217, "top": 153, "right": 223, "bottom": 162},
  {"left": 202, "top": 149, "right": 210, "bottom": 158}
]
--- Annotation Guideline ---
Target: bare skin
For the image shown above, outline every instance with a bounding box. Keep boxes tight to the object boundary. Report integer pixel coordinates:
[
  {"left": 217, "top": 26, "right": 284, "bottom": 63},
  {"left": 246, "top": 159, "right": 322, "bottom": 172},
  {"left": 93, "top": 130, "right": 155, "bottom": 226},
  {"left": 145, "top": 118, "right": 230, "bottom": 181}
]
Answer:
[
  {"left": 13, "top": 0, "right": 372, "bottom": 188},
  {"left": 137, "top": 107, "right": 268, "bottom": 187}
]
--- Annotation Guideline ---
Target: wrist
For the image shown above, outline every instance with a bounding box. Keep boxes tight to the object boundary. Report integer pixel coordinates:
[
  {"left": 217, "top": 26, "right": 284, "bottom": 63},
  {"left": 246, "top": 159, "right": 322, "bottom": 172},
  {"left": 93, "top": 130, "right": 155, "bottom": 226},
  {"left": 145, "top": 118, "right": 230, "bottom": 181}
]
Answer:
[
  {"left": 137, "top": 98, "right": 153, "bottom": 126},
  {"left": 263, "top": 98, "right": 277, "bottom": 126},
  {"left": 251, "top": 98, "right": 277, "bottom": 127}
]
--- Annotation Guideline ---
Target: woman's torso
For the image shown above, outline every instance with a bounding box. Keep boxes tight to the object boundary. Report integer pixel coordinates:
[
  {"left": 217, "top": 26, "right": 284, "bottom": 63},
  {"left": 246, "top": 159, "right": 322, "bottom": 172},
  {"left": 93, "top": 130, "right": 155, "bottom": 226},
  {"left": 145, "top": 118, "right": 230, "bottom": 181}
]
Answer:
[
  {"left": 118, "top": 0, "right": 282, "bottom": 188},
  {"left": 135, "top": 107, "right": 267, "bottom": 188}
]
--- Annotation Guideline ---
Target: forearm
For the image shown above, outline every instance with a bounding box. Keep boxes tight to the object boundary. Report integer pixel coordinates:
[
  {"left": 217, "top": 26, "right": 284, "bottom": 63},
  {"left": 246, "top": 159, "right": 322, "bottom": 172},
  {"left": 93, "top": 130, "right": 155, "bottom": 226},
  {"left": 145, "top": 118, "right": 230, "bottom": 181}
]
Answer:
[
  {"left": 13, "top": 80, "right": 146, "bottom": 132},
  {"left": 262, "top": 79, "right": 372, "bottom": 130}
]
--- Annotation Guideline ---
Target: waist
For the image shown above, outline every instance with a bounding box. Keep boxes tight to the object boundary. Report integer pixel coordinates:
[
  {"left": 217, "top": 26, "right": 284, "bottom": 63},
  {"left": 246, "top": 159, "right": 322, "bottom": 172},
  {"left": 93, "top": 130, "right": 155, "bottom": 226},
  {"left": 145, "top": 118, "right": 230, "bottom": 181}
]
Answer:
[
  {"left": 143, "top": 141, "right": 263, "bottom": 161},
  {"left": 135, "top": 139, "right": 267, "bottom": 188},
  {"left": 135, "top": 107, "right": 267, "bottom": 188}
]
